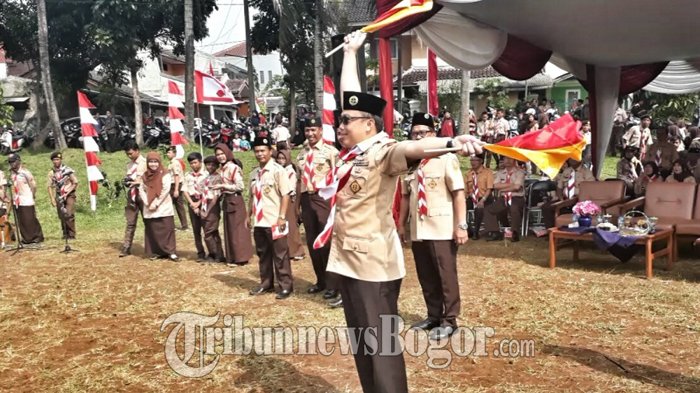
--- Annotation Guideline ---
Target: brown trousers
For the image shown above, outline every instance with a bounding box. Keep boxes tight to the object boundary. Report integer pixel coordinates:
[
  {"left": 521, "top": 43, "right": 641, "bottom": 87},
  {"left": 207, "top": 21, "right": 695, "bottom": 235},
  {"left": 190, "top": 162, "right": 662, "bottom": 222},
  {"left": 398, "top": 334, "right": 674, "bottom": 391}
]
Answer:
[
  {"left": 187, "top": 204, "right": 205, "bottom": 257},
  {"left": 144, "top": 216, "right": 176, "bottom": 256},
  {"left": 300, "top": 193, "right": 333, "bottom": 289},
  {"left": 222, "top": 194, "right": 254, "bottom": 263},
  {"left": 16, "top": 205, "right": 44, "bottom": 244},
  {"left": 337, "top": 275, "right": 407, "bottom": 393},
  {"left": 170, "top": 183, "right": 188, "bottom": 229},
  {"left": 57, "top": 192, "right": 76, "bottom": 239},
  {"left": 201, "top": 200, "right": 224, "bottom": 260},
  {"left": 484, "top": 196, "right": 525, "bottom": 234},
  {"left": 411, "top": 240, "right": 461, "bottom": 328},
  {"left": 467, "top": 195, "right": 494, "bottom": 234},
  {"left": 253, "top": 227, "right": 293, "bottom": 291},
  {"left": 123, "top": 196, "right": 142, "bottom": 249},
  {"left": 286, "top": 194, "right": 305, "bottom": 258}
]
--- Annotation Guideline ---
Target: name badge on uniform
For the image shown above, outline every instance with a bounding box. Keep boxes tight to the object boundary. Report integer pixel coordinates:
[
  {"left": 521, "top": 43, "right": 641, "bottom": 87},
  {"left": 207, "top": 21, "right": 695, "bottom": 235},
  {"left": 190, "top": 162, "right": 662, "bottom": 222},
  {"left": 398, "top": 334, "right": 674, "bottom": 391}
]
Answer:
[{"left": 354, "top": 158, "right": 369, "bottom": 167}]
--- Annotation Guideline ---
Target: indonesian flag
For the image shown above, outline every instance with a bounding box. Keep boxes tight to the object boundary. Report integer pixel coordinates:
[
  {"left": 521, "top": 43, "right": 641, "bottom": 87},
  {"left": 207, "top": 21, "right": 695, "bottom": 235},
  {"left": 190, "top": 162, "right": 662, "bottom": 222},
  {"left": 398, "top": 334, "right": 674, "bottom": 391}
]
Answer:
[
  {"left": 362, "top": 0, "right": 435, "bottom": 33},
  {"left": 322, "top": 76, "right": 336, "bottom": 144},
  {"left": 484, "top": 114, "right": 586, "bottom": 179},
  {"left": 76, "top": 91, "right": 104, "bottom": 211},
  {"left": 168, "top": 81, "right": 187, "bottom": 159},
  {"left": 427, "top": 48, "right": 438, "bottom": 117},
  {"left": 194, "top": 70, "right": 239, "bottom": 105}
]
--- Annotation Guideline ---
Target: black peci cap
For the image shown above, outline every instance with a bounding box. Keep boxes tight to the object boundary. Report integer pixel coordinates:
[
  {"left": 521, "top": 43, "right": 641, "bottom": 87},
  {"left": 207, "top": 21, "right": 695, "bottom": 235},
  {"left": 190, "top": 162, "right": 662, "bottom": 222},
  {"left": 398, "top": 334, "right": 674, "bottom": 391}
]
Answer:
[
  {"left": 342, "top": 91, "right": 386, "bottom": 117},
  {"left": 411, "top": 112, "right": 435, "bottom": 129},
  {"left": 252, "top": 136, "right": 272, "bottom": 148}
]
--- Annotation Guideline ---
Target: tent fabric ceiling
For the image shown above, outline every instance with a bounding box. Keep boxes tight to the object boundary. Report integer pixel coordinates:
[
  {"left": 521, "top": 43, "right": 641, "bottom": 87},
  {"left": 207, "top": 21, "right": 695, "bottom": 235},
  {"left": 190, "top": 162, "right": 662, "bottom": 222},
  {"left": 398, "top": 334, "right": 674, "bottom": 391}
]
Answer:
[{"left": 643, "top": 60, "right": 700, "bottom": 94}]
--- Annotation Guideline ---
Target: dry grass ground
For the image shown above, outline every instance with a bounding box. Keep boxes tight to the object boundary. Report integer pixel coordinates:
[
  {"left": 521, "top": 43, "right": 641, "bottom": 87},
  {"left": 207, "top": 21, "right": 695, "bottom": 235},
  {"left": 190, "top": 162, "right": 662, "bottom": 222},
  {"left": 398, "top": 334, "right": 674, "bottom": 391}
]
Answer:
[{"left": 1, "top": 231, "right": 699, "bottom": 393}]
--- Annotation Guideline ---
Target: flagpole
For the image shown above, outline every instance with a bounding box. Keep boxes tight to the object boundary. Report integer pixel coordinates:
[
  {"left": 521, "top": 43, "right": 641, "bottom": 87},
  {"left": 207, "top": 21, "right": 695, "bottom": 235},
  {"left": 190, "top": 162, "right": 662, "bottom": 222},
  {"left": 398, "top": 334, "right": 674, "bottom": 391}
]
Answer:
[{"left": 196, "top": 103, "right": 203, "bottom": 157}]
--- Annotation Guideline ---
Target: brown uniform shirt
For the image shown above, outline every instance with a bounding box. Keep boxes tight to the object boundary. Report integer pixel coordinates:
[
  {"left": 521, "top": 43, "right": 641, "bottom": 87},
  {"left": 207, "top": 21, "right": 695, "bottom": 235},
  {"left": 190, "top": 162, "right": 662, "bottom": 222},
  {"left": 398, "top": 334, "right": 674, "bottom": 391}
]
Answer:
[
  {"left": 617, "top": 157, "right": 641, "bottom": 187},
  {"left": 402, "top": 153, "right": 464, "bottom": 241},
  {"left": 139, "top": 173, "right": 173, "bottom": 219},
  {"left": 126, "top": 155, "right": 147, "bottom": 181},
  {"left": 220, "top": 161, "right": 245, "bottom": 194},
  {"left": 327, "top": 133, "right": 412, "bottom": 282},
  {"left": 182, "top": 169, "right": 207, "bottom": 200},
  {"left": 465, "top": 166, "right": 495, "bottom": 201},
  {"left": 46, "top": 165, "right": 78, "bottom": 197},
  {"left": 10, "top": 167, "right": 36, "bottom": 206},
  {"left": 250, "top": 160, "right": 292, "bottom": 228},
  {"left": 296, "top": 141, "right": 338, "bottom": 193},
  {"left": 556, "top": 166, "right": 596, "bottom": 198},
  {"left": 646, "top": 142, "right": 679, "bottom": 170},
  {"left": 168, "top": 158, "right": 185, "bottom": 184},
  {"left": 494, "top": 168, "right": 526, "bottom": 197}
]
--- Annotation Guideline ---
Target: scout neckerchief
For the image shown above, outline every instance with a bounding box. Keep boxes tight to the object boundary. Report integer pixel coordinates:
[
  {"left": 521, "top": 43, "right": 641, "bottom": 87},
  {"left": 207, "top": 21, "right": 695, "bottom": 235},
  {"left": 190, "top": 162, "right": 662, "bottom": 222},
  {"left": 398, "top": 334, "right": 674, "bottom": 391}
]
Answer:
[
  {"left": 127, "top": 158, "right": 140, "bottom": 203},
  {"left": 471, "top": 170, "right": 480, "bottom": 204},
  {"left": 252, "top": 168, "right": 268, "bottom": 224},
  {"left": 565, "top": 170, "right": 576, "bottom": 199},
  {"left": 416, "top": 158, "right": 431, "bottom": 220},
  {"left": 504, "top": 170, "right": 513, "bottom": 206},
  {"left": 655, "top": 149, "right": 662, "bottom": 168},
  {"left": 303, "top": 147, "right": 315, "bottom": 191},
  {"left": 53, "top": 165, "right": 74, "bottom": 199},
  {"left": 312, "top": 132, "right": 387, "bottom": 249},
  {"left": 11, "top": 170, "right": 21, "bottom": 207}
]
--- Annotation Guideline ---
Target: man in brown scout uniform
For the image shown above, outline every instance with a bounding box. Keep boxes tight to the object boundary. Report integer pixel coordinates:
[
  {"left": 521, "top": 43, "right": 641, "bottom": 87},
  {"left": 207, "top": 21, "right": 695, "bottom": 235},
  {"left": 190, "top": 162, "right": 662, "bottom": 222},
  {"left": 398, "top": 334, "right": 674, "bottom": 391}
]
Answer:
[
  {"left": 120, "top": 141, "right": 147, "bottom": 257},
  {"left": 166, "top": 146, "right": 189, "bottom": 230},
  {"left": 327, "top": 31, "right": 484, "bottom": 393},
  {"left": 483, "top": 157, "right": 526, "bottom": 242},
  {"left": 248, "top": 136, "right": 294, "bottom": 300},
  {"left": 398, "top": 112, "right": 468, "bottom": 341},
  {"left": 8, "top": 153, "right": 44, "bottom": 244},
  {"left": 295, "top": 116, "right": 340, "bottom": 300},
  {"left": 464, "top": 153, "right": 494, "bottom": 240},
  {"left": 47, "top": 152, "right": 79, "bottom": 239},
  {"left": 199, "top": 155, "right": 225, "bottom": 262},
  {"left": 182, "top": 152, "right": 208, "bottom": 261}
]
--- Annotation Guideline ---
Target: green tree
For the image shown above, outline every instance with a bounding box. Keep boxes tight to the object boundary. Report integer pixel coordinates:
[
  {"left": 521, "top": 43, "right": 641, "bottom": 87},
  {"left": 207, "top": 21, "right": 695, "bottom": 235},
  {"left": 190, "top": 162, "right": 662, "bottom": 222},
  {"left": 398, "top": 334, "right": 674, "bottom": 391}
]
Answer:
[
  {"left": 0, "top": 86, "right": 15, "bottom": 127},
  {"left": 474, "top": 78, "right": 511, "bottom": 110}
]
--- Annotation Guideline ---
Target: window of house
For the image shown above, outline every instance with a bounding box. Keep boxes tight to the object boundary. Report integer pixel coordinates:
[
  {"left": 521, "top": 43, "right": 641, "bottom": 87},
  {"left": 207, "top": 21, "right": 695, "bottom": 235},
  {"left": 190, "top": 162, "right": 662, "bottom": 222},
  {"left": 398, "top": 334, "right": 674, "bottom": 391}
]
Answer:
[
  {"left": 260, "top": 70, "right": 265, "bottom": 84},
  {"left": 268, "top": 71, "right": 273, "bottom": 83},
  {"left": 565, "top": 89, "right": 580, "bottom": 109},
  {"left": 163, "top": 63, "right": 169, "bottom": 71},
  {"left": 372, "top": 38, "right": 399, "bottom": 60}
]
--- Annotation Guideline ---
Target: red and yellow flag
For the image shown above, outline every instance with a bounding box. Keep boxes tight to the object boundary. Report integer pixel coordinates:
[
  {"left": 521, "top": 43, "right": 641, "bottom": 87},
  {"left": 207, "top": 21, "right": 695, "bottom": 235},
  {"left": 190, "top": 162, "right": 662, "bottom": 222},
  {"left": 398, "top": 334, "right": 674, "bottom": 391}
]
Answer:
[
  {"left": 484, "top": 114, "right": 586, "bottom": 179},
  {"left": 362, "top": 0, "right": 434, "bottom": 33}
]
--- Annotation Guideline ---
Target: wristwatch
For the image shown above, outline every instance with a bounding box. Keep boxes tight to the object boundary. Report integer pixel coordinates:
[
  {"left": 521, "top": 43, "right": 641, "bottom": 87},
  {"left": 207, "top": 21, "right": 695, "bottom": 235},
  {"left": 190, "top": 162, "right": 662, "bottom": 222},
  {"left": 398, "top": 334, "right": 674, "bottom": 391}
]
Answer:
[{"left": 457, "top": 223, "right": 469, "bottom": 231}]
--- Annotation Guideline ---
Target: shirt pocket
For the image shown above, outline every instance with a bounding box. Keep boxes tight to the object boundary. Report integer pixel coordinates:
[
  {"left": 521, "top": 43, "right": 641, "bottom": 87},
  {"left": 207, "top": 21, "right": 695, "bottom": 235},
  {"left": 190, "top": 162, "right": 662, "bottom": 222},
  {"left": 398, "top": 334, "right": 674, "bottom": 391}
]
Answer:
[
  {"left": 428, "top": 205, "right": 452, "bottom": 217},
  {"left": 342, "top": 237, "right": 370, "bottom": 253}
]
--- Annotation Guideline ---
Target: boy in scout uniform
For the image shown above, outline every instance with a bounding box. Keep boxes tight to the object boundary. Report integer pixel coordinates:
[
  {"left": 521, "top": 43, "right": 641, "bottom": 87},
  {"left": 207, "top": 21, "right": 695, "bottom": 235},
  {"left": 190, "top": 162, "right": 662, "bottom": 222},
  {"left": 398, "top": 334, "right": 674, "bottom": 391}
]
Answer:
[
  {"left": 330, "top": 31, "right": 484, "bottom": 393},
  {"left": 120, "top": 141, "right": 147, "bottom": 257},
  {"left": 465, "top": 153, "right": 494, "bottom": 239},
  {"left": 483, "top": 156, "right": 525, "bottom": 242},
  {"left": 200, "top": 155, "right": 225, "bottom": 262},
  {"left": 182, "top": 152, "right": 207, "bottom": 261},
  {"left": 295, "top": 116, "right": 340, "bottom": 300},
  {"left": 8, "top": 153, "right": 44, "bottom": 244},
  {"left": 47, "top": 152, "right": 79, "bottom": 239},
  {"left": 542, "top": 159, "right": 596, "bottom": 228},
  {"left": 248, "top": 136, "right": 294, "bottom": 300},
  {"left": 166, "top": 146, "right": 189, "bottom": 230},
  {"left": 398, "top": 112, "right": 468, "bottom": 341}
]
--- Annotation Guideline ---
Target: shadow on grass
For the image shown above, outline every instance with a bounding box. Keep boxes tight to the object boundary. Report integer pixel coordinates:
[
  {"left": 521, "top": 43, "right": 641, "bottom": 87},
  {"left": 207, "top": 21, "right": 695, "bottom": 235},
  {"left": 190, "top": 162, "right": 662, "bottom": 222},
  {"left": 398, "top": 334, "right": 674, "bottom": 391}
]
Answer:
[
  {"left": 234, "top": 355, "right": 342, "bottom": 393},
  {"left": 543, "top": 344, "right": 700, "bottom": 393}
]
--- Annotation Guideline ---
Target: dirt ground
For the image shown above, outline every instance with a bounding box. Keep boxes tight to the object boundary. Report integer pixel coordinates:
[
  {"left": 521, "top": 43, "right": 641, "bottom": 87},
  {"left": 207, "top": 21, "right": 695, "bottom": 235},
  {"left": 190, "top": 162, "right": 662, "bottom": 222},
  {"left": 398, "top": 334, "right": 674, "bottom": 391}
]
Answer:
[{"left": 1, "top": 231, "right": 699, "bottom": 393}]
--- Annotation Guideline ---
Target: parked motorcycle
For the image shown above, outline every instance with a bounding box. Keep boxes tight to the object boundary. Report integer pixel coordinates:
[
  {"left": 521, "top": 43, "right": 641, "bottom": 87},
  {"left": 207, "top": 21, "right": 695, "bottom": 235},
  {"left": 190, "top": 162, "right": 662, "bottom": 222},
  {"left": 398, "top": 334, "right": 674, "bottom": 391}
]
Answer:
[
  {"left": 143, "top": 118, "right": 171, "bottom": 149},
  {"left": 0, "top": 125, "right": 32, "bottom": 155}
]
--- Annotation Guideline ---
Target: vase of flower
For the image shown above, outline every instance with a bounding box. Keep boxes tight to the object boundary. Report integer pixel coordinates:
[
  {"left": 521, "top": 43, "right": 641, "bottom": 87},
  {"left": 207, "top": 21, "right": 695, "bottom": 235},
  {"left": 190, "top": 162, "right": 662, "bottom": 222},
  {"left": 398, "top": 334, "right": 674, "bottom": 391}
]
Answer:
[
  {"left": 578, "top": 216, "right": 592, "bottom": 227},
  {"left": 573, "top": 200, "right": 602, "bottom": 228}
]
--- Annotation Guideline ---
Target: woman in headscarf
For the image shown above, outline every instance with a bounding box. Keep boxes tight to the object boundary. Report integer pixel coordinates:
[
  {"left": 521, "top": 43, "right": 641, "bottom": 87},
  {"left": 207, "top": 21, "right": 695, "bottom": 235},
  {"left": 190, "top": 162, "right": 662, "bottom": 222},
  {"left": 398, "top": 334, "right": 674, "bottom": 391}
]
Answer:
[
  {"left": 139, "top": 151, "right": 178, "bottom": 261},
  {"left": 275, "top": 149, "right": 305, "bottom": 260},
  {"left": 212, "top": 143, "right": 253, "bottom": 265},
  {"left": 665, "top": 158, "right": 696, "bottom": 184}
]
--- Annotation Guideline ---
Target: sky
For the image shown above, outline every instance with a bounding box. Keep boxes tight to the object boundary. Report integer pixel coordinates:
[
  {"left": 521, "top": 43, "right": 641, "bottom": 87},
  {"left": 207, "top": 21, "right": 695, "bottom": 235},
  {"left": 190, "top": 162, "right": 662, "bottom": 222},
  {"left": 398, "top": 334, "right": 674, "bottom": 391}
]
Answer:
[{"left": 196, "top": 1, "right": 250, "bottom": 55}]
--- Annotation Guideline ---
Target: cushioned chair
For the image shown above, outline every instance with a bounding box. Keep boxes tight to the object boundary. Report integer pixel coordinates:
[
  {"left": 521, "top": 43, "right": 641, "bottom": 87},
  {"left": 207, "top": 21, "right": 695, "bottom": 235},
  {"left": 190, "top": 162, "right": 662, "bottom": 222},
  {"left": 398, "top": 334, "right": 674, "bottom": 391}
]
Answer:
[
  {"left": 616, "top": 182, "right": 696, "bottom": 231},
  {"left": 553, "top": 181, "right": 627, "bottom": 228}
]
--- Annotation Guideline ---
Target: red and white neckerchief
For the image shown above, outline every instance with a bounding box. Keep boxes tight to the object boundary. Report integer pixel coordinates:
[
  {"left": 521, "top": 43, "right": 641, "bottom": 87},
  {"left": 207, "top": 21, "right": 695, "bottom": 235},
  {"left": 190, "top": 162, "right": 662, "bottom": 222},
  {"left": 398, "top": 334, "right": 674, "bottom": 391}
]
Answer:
[
  {"left": 471, "top": 171, "right": 480, "bottom": 204},
  {"left": 287, "top": 166, "right": 295, "bottom": 180},
  {"left": 226, "top": 162, "right": 239, "bottom": 183},
  {"left": 190, "top": 171, "right": 203, "bottom": 199},
  {"left": 201, "top": 174, "right": 211, "bottom": 213},
  {"left": 565, "top": 171, "right": 576, "bottom": 199},
  {"left": 127, "top": 161, "right": 139, "bottom": 202},
  {"left": 11, "top": 172, "right": 20, "bottom": 207},
  {"left": 416, "top": 159, "right": 431, "bottom": 220},
  {"left": 252, "top": 168, "right": 267, "bottom": 224},
  {"left": 655, "top": 149, "right": 662, "bottom": 168},
  {"left": 303, "top": 149, "right": 315, "bottom": 191},
  {"left": 312, "top": 146, "right": 362, "bottom": 249},
  {"left": 503, "top": 171, "right": 513, "bottom": 206},
  {"left": 649, "top": 174, "right": 657, "bottom": 182}
]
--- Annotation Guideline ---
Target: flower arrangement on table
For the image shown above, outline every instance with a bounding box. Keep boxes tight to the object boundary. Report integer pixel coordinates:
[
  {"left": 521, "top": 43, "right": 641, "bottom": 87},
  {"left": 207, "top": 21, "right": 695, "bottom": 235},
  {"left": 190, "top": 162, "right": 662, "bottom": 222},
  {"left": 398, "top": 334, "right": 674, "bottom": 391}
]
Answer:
[{"left": 573, "top": 200, "right": 601, "bottom": 217}]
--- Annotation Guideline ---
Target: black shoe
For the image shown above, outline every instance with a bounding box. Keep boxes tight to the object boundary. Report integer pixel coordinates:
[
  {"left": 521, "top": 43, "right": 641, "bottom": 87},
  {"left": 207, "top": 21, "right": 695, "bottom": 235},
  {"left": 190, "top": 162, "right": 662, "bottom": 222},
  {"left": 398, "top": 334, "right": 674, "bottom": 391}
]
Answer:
[
  {"left": 410, "top": 318, "right": 440, "bottom": 331},
  {"left": 275, "top": 289, "right": 292, "bottom": 300},
  {"left": 429, "top": 326, "right": 456, "bottom": 341},
  {"left": 196, "top": 254, "right": 207, "bottom": 262},
  {"left": 249, "top": 286, "right": 274, "bottom": 296},
  {"left": 307, "top": 285, "right": 325, "bottom": 294},
  {"left": 119, "top": 247, "right": 130, "bottom": 257},
  {"left": 472, "top": 231, "right": 480, "bottom": 240},
  {"left": 486, "top": 232, "right": 503, "bottom": 242},
  {"left": 510, "top": 233, "right": 520, "bottom": 243},
  {"left": 328, "top": 297, "right": 343, "bottom": 308},
  {"left": 322, "top": 289, "right": 338, "bottom": 299}
]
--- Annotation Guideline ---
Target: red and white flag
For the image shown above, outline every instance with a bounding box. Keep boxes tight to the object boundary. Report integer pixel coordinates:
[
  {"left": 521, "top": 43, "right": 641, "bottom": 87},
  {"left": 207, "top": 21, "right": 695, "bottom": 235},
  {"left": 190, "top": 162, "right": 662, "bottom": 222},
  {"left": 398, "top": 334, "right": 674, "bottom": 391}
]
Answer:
[
  {"left": 194, "top": 70, "right": 239, "bottom": 106},
  {"left": 427, "top": 48, "right": 439, "bottom": 117},
  {"left": 168, "top": 81, "right": 187, "bottom": 159},
  {"left": 322, "top": 76, "right": 336, "bottom": 144},
  {"left": 77, "top": 91, "right": 104, "bottom": 211}
]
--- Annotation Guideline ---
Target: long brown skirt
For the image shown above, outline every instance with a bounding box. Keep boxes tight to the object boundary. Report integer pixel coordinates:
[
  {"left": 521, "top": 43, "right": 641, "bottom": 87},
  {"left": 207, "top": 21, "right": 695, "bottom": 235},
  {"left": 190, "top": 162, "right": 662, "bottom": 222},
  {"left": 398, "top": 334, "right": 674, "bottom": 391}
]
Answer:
[
  {"left": 286, "top": 195, "right": 305, "bottom": 258},
  {"left": 17, "top": 205, "right": 44, "bottom": 244},
  {"left": 144, "top": 216, "right": 176, "bottom": 257},
  {"left": 221, "top": 194, "right": 254, "bottom": 263}
]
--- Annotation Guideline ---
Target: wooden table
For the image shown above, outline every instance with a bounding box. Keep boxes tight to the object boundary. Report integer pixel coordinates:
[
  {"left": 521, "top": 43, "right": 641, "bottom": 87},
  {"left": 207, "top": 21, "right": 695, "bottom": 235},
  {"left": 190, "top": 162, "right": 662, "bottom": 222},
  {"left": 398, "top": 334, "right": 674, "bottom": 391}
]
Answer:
[{"left": 548, "top": 227, "right": 674, "bottom": 278}]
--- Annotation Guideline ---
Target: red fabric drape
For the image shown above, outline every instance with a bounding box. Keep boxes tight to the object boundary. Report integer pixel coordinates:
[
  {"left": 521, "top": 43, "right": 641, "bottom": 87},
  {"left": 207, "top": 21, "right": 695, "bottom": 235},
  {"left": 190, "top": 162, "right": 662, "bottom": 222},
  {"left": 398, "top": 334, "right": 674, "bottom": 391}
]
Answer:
[
  {"left": 379, "top": 38, "right": 394, "bottom": 136},
  {"left": 376, "top": 0, "right": 443, "bottom": 38},
  {"left": 492, "top": 35, "right": 552, "bottom": 81},
  {"left": 618, "top": 62, "right": 669, "bottom": 95},
  {"left": 427, "top": 48, "right": 439, "bottom": 116}
]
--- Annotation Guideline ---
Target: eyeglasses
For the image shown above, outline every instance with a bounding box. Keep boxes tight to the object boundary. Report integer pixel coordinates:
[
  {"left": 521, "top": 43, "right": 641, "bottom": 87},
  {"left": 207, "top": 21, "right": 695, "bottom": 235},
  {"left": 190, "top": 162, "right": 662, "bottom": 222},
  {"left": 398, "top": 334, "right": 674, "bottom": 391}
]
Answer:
[
  {"left": 410, "top": 129, "right": 433, "bottom": 138},
  {"left": 340, "top": 114, "right": 371, "bottom": 125}
]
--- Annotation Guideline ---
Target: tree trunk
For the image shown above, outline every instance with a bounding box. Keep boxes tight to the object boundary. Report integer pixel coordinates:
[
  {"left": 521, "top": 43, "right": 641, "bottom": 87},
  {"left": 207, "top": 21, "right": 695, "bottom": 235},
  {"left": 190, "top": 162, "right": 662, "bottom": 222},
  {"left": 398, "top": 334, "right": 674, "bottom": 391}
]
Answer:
[
  {"left": 459, "top": 70, "right": 471, "bottom": 135},
  {"left": 244, "top": 0, "right": 256, "bottom": 116},
  {"left": 37, "top": 0, "right": 66, "bottom": 150},
  {"left": 313, "top": 0, "right": 323, "bottom": 116},
  {"left": 289, "top": 83, "right": 297, "bottom": 142},
  {"left": 131, "top": 66, "right": 144, "bottom": 146},
  {"left": 184, "top": 0, "right": 195, "bottom": 136}
]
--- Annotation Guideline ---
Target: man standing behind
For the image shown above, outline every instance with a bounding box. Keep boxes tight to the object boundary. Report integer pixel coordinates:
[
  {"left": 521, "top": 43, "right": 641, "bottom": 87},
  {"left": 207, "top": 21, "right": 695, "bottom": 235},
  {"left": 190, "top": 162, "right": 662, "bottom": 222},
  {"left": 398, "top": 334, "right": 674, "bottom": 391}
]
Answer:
[
  {"left": 465, "top": 153, "right": 494, "bottom": 240},
  {"left": 120, "top": 141, "right": 146, "bottom": 257},
  {"left": 166, "top": 146, "right": 188, "bottom": 231},
  {"left": 483, "top": 157, "right": 525, "bottom": 242},
  {"left": 248, "top": 136, "right": 294, "bottom": 300},
  {"left": 398, "top": 112, "right": 468, "bottom": 341},
  {"left": 645, "top": 128, "right": 678, "bottom": 178},
  {"left": 623, "top": 115, "right": 652, "bottom": 153},
  {"left": 47, "top": 152, "right": 78, "bottom": 239},
  {"left": 8, "top": 153, "right": 43, "bottom": 244},
  {"left": 295, "top": 117, "right": 340, "bottom": 300},
  {"left": 271, "top": 120, "right": 292, "bottom": 150}
]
